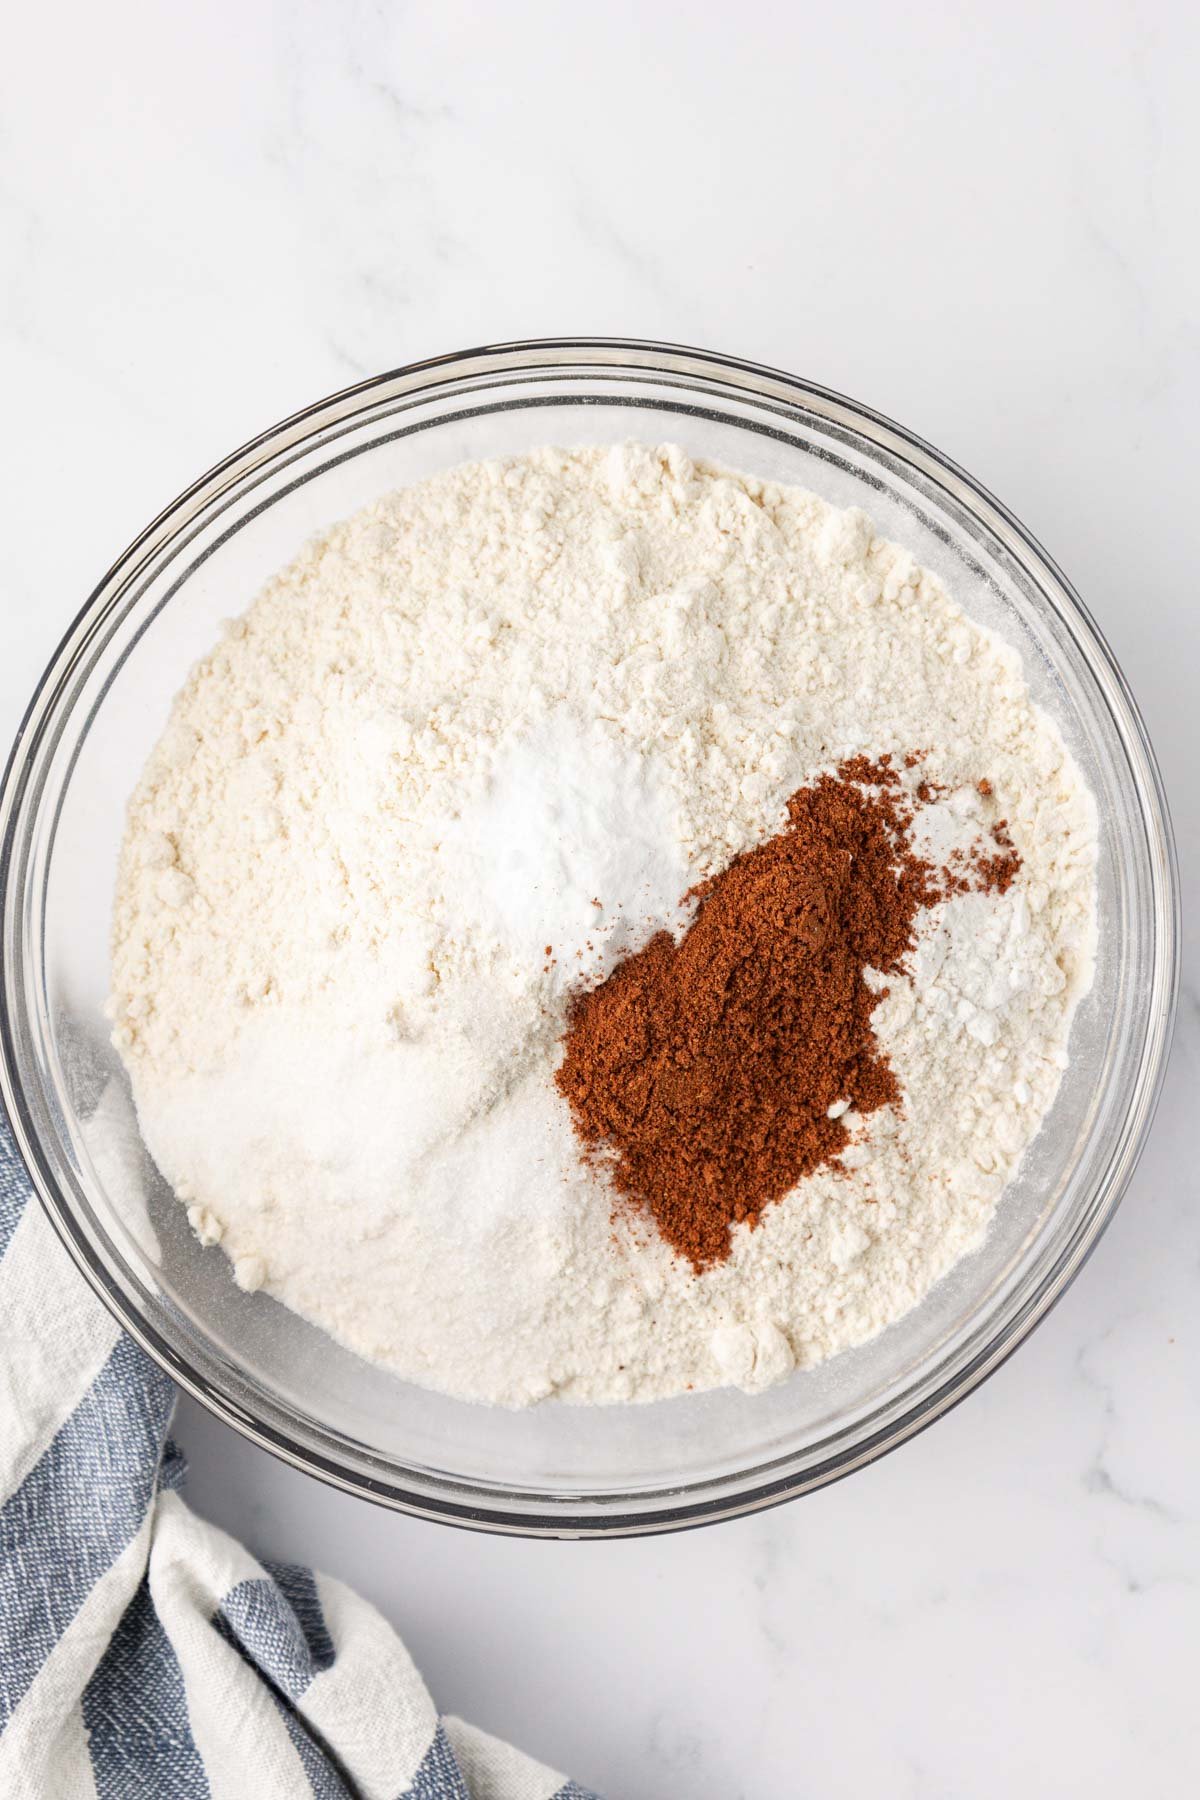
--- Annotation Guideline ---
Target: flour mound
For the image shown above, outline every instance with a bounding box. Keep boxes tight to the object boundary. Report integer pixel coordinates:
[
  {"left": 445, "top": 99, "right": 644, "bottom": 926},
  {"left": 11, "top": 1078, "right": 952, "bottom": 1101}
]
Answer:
[{"left": 109, "top": 445, "right": 1097, "bottom": 1407}]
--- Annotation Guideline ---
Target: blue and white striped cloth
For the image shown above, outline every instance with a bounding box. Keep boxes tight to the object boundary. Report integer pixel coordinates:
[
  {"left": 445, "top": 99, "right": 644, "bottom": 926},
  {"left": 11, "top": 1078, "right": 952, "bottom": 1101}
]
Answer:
[{"left": 0, "top": 1112, "right": 600, "bottom": 1799}]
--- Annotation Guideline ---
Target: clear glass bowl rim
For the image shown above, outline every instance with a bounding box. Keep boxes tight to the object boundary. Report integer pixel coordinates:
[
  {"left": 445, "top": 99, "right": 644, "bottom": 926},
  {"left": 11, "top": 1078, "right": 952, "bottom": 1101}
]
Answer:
[{"left": 0, "top": 337, "right": 1180, "bottom": 1537}]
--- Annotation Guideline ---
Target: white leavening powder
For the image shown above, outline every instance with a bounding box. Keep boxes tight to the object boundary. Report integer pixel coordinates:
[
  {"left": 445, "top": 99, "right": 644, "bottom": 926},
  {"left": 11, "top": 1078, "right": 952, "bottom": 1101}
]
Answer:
[{"left": 109, "top": 445, "right": 1097, "bottom": 1406}]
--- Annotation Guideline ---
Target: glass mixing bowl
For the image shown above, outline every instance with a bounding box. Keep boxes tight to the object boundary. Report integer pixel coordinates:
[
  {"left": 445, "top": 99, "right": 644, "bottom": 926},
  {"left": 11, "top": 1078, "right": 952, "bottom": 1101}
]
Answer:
[{"left": 0, "top": 340, "right": 1178, "bottom": 1536}]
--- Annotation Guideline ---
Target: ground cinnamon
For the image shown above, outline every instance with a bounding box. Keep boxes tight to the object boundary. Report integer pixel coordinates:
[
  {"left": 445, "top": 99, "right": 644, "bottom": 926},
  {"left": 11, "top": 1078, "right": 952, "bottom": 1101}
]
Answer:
[{"left": 555, "top": 757, "right": 1019, "bottom": 1270}]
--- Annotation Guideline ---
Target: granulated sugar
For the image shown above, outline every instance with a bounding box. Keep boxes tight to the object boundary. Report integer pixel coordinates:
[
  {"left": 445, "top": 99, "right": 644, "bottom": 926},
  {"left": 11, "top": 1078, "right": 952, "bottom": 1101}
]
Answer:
[{"left": 109, "top": 445, "right": 1097, "bottom": 1406}]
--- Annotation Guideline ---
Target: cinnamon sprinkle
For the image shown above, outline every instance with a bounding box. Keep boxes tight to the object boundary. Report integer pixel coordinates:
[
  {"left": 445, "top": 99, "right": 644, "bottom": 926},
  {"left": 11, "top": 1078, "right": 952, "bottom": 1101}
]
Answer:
[{"left": 555, "top": 757, "right": 1020, "bottom": 1270}]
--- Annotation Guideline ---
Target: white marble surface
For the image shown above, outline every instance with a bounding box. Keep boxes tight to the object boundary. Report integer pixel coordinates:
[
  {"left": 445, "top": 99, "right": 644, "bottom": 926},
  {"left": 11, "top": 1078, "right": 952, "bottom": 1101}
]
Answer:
[{"left": 4, "top": 3, "right": 1199, "bottom": 1794}]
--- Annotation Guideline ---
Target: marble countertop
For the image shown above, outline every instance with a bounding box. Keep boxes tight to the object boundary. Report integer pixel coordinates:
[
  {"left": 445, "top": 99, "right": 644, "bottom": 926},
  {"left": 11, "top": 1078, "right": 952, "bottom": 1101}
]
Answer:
[{"left": 4, "top": 4, "right": 1197, "bottom": 1793}]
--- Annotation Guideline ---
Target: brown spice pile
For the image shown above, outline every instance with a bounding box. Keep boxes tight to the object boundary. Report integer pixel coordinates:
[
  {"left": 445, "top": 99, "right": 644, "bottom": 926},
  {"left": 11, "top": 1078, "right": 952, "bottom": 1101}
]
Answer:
[{"left": 555, "top": 757, "right": 1019, "bottom": 1271}]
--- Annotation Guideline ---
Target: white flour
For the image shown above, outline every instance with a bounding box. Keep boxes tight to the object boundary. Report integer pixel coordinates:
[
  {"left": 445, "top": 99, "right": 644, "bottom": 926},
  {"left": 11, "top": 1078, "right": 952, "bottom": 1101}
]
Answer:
[{"left": 109, "top": 445, "right": 1097, "bottom": 1406}]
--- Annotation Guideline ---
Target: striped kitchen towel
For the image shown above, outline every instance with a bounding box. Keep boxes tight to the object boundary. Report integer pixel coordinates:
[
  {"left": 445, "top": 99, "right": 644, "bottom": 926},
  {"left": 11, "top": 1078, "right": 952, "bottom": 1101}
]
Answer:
[{"left": 0, "top": 1113, "right": 600, "bottom": 1800}]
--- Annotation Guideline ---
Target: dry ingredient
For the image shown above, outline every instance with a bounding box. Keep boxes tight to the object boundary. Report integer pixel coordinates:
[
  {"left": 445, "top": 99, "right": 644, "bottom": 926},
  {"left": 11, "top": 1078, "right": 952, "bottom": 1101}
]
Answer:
[
  {"left": 556, "top": 756, "right": 1018, "bottom": 1271},
  {"left": 109, "top": 445, "right": 1097, "bottom": 1407}
]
